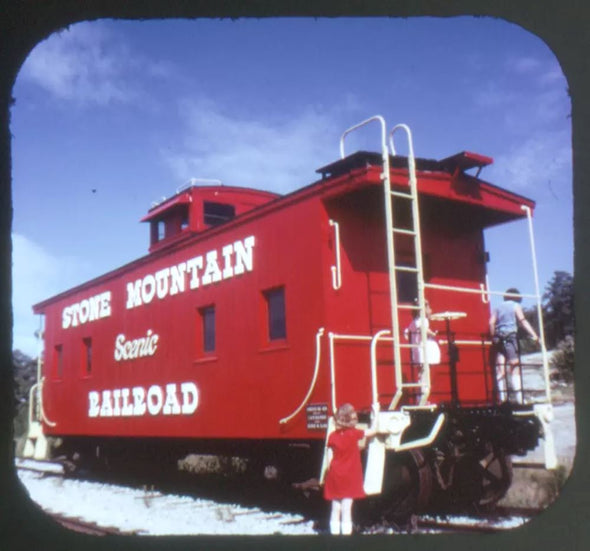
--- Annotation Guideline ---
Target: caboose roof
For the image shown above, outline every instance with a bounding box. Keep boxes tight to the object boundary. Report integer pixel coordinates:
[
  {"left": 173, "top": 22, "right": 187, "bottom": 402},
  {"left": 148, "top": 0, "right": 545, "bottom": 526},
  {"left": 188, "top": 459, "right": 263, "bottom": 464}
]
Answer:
[
  {"left": 140, "top": 184, "right": 279, "bottom": 224},
  {"left": 317, "top": 150, "right": 492, "bottom": 179},
  {"left": 139, "top": 192, "right": 192, "bottom": 222},
  {"left": 317, "top": 150, "right": 534, "bottom": 226},
  {"left": 317, "top": 150, "right": 441, "bottom": 177}
]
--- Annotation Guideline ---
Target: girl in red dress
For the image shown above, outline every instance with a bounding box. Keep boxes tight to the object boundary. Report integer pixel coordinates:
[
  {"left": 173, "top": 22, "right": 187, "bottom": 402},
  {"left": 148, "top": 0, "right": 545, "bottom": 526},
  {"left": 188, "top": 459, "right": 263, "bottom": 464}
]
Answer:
[{"left": 323, "top": 403, "right": 377, "bottom": 535}]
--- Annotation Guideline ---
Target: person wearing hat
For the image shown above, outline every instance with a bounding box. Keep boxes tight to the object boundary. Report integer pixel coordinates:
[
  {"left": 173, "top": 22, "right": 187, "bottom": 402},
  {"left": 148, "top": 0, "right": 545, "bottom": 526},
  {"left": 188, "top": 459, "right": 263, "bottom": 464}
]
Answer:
[
  {"left": 323, "top": 403, "right": 377, "bottom": 535},
  {"left": 489, "top": 288, "right": 539, "bottom": 403}
]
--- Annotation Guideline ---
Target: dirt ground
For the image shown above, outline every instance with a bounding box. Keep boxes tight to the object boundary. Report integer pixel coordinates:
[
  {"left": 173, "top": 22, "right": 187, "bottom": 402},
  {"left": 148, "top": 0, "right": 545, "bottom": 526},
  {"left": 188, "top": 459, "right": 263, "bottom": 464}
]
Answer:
[{"left": 499, "top": 353, "right": 576, "bottom": 510}]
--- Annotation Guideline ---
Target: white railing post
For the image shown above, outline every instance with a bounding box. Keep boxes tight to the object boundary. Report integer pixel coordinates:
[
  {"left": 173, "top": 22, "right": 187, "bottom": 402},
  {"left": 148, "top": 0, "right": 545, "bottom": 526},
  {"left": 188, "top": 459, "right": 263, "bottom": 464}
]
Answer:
[{"left": 521, "top": 205, "right": 552, "bottom": 404}]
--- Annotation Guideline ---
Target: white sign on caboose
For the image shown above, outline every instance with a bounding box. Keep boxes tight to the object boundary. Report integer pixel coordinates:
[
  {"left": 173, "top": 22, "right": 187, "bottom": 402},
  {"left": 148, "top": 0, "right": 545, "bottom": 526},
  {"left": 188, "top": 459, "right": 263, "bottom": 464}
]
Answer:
[
  {"left": 60, "top": 235, "right": 255, "bottom": 329},
  {"left": 125, "top": 235, "right": 255, "bottom": 309},
  {"left": 62, "top": 291, "right": 112, "bottom": 329},
  {"left": 88, "top": 381, "right": 198, "bottom": 418}
]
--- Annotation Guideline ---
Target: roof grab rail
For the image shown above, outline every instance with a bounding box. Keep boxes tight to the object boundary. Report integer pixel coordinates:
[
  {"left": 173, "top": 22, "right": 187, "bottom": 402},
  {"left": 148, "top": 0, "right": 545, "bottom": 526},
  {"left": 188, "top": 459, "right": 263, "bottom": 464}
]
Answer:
[
  {"left": 388, "top": 123, "right": 414, "bottom": 156},
  {"left": 150, "top": 196, "right": 168, "bottom": 208},
  {"left": 388, "top": 123, "right": 418, "bottom": 191},
  {"left": 149, "top": 178, "right": 224, "bottom": 209},
  {"left": 340, "top": 115, "right": 388, "bottom": 163},
  {"left": 176, "top": 178, "right": 223, "bottom": 194}
]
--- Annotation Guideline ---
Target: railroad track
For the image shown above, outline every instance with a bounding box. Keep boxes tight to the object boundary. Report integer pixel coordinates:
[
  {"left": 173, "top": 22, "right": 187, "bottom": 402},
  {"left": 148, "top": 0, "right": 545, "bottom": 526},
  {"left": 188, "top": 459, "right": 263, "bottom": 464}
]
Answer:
[
  {"left": 16, "top": 458, "right": 318, "bottom": 535},
  {"left": 17, "top": 458, "right": 539, "bottom": 536},
  {"left": 15, "top": 458, "right": 65, "bottom": 475},
  {"left": 16, "top": 459, "right": 140, "bottom": 535},
  {"left": 414, "top": 507, "right": 535, "bottom": 534},
  {"left": 50, "top": 513, "right": 139, "bottom": 535}
]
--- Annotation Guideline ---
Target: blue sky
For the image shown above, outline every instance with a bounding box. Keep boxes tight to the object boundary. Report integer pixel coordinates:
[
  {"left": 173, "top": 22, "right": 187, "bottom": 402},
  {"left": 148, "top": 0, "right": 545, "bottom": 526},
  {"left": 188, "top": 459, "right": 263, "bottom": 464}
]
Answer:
[{"left": 10, "top": 17, "right": 572, "bottom": 356}]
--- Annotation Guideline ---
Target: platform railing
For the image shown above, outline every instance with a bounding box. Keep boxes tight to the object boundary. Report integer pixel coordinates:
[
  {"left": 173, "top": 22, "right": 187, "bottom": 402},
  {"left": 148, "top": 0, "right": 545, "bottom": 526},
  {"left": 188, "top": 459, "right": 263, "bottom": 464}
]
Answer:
[
  {"left": 423, "top": 287, "right": 550, "bottom": 406},
  {"left": 522, "top": 205, "right": 551, "bottom": 404}
]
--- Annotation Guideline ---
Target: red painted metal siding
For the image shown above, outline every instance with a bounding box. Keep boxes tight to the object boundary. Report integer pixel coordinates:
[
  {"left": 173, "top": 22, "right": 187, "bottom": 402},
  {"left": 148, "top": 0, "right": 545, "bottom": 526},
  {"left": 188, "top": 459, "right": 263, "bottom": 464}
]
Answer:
[
  {"left": 35, "top": 154, "right": 534, "bottom": 443},
  {"left": 40, "top": 198, "right": 329, "bottom": 440}
]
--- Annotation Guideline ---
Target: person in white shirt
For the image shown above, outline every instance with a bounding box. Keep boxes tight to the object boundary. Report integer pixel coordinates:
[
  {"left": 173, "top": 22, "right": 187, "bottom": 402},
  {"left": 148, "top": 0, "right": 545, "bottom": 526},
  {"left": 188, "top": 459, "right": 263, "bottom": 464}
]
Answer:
[{"left": 404, "top": 299, "right": 440, "bottom": 396}]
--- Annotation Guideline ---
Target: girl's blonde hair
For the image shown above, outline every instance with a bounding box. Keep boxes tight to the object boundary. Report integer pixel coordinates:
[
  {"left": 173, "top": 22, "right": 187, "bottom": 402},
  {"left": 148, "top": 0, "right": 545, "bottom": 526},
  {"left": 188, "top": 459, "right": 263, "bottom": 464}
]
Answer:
[{"left": 335, "top": 403, "right": 358, "bottom": 428}]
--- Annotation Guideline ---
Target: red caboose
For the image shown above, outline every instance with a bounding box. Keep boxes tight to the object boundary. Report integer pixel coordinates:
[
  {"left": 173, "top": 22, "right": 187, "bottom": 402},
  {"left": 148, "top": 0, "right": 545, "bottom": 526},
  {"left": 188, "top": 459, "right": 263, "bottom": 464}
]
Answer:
[{"left": 26, "top": 117, "right": 555, "bottom": 514}]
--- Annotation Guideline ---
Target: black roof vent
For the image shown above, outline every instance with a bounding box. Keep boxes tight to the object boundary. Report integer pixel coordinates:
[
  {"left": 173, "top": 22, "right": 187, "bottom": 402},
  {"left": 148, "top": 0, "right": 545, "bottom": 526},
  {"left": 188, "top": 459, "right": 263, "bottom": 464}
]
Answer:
[{"left": 316, "top": 151, "right": 443, "bottom": 179}]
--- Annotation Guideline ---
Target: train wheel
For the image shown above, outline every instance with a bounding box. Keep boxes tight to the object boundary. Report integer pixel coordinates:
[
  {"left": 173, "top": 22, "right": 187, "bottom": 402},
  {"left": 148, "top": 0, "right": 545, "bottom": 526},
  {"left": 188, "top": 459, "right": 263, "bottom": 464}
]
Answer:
[
  {"left": 367, "top": 449, "right": 433, "bottom": 521},
  {"left": 450, "top": 447, "right": 513, "bottom": 511},
  {"left": 478, "top": 448, "right": 513, "bottom": 508}
]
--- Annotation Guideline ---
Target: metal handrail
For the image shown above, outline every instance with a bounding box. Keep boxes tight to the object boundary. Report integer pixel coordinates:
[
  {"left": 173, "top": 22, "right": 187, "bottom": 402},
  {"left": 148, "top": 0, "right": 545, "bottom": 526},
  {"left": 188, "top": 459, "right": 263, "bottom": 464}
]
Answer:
[
  {"left": 28, "top": 379, "right": 57, "bottom": 428},
  {"left": 328, "top": 331, "right": 395, "bottom": 413},
  {"left": 426, "top": 281, "right": 539, "bottom": 301},
  {"left": 28, "top": 323, "right": 57, "bottom": 428},
  {"left": 480, "top": 281, "right": 490, "bottom": 303},
  {"left": 521, "top": 205, "right": 551, "bottom": 405},
  {"left": 176, "top": 178, "right": 223, "bottom": 193},
  {"left": 339, "top": 115, "right": 387, "bottom": 160},
  {"left": 369, "top": 330, "right": 392, "bottom": 406},
  {"left": 28, "top": 383, "right": 39, "bottom": 425},
  {"left": 329, "top": 219, "right": 342, "bottom": 290},
  {"left": 394, "top": 413, "right": 445, "bottom": 452},
  {"left": 279, "top": 327, "right": 325, "bottom": 425},
  {"left": 39, "top": 377, "right": 56, "bottom": 427}
]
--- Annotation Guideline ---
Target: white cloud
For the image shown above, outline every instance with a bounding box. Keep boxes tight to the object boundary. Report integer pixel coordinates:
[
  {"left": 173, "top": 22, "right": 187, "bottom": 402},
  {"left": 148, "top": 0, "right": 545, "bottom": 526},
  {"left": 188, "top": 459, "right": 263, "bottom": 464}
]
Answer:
[
  {"left": 506, "top": 55, "right": 542, "bottom": 74},
  {"left": 19, "top": 22, "right": 171, "bottom": 107},
  {"left": 472, "top": 82, "right": 518, "bottom": 109},
  {"left": 487, "top": 131, "right": 571, "bottom": 191},
  {"left": 162, "top": 99, "right": 362, "bottom": 193},
  {"left": 505, "top": 54, "right": 566, "bottom": 88},
  {"left": 11, "top": 234, "right": 87, "bottom": 357},
  {"left": 473, "top": 54, "right": 568, "bottom": 124},
  {"left": 472, "top": 52, "right": 570, "bottom": 192}
]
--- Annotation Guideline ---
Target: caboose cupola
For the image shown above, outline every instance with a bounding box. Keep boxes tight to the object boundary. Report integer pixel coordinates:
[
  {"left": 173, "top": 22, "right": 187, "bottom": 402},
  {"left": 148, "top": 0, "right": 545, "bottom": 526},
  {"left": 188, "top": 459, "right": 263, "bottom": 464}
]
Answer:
[{"left": 141, "top": 180, "right": 279, "bottom": 253}]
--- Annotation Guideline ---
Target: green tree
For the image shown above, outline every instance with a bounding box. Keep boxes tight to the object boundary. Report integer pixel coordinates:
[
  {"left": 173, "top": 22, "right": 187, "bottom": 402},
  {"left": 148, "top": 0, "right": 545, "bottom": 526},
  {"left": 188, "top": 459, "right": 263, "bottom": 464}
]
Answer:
[
  {"left": 550, "top": 335, "right": 574, "bottom": 381},
  {"left": 13, "top": 350, "right": 37, "bottom": 439},
  {"left": 523, "top": 271, "right": 574, "bottom": 380},
  {"left": 542, "top": 270, "right": 574, "bottom": 348},
  {"left": 523, "top": 270, "right": 574, "bottom": 348}
]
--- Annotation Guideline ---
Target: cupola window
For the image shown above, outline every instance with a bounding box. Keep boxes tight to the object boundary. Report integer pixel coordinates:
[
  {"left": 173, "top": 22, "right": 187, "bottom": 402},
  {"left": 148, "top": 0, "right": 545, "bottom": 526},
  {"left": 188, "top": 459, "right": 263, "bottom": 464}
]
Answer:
[{"left": 204, "top": 201, "right": 236, "bottom": 227}]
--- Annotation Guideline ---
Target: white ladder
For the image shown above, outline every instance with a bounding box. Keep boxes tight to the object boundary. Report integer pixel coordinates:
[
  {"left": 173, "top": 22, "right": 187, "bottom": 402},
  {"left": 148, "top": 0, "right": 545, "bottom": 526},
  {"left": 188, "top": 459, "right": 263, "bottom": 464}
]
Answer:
[
  {"left": 387, "top": 124, "right": 430, "bottom": 408},
  {"left": 339, "top": 118, "right": 429, "bottom": 410}
]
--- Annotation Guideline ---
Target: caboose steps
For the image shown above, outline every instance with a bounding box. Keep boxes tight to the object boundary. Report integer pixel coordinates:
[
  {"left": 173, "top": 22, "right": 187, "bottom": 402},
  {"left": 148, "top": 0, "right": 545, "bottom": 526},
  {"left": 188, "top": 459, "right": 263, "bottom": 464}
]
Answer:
[{"left": 23, "top": 421, "right": 49, "bottom": 460}]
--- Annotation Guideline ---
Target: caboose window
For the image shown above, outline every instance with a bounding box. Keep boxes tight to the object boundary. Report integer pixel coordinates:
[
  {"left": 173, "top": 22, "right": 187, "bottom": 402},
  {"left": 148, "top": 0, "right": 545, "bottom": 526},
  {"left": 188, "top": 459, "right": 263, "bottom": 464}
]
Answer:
[
  {"left": 397, "top": 270, "right": 418, "bottom": 304},
  {"left": 203, "top": 201, "right": 235, "bottom": 227},
  {"left": 157, "top": 220, "right": 165, "bottom": 241},
  {"left": 265, "top": 287, "right": 286, "bottom": 341},
  {"left": 52, "top": 344, "right": 63, "bottom": 379},
  {"left": 200, "top": 306, "right": 216, "bottom": 352},
  {"left": 181, "top": 209, "right": 189, "bottom": 230},
  {"left": 82, "top": 337, "right": 92, "bottom": 375}
]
